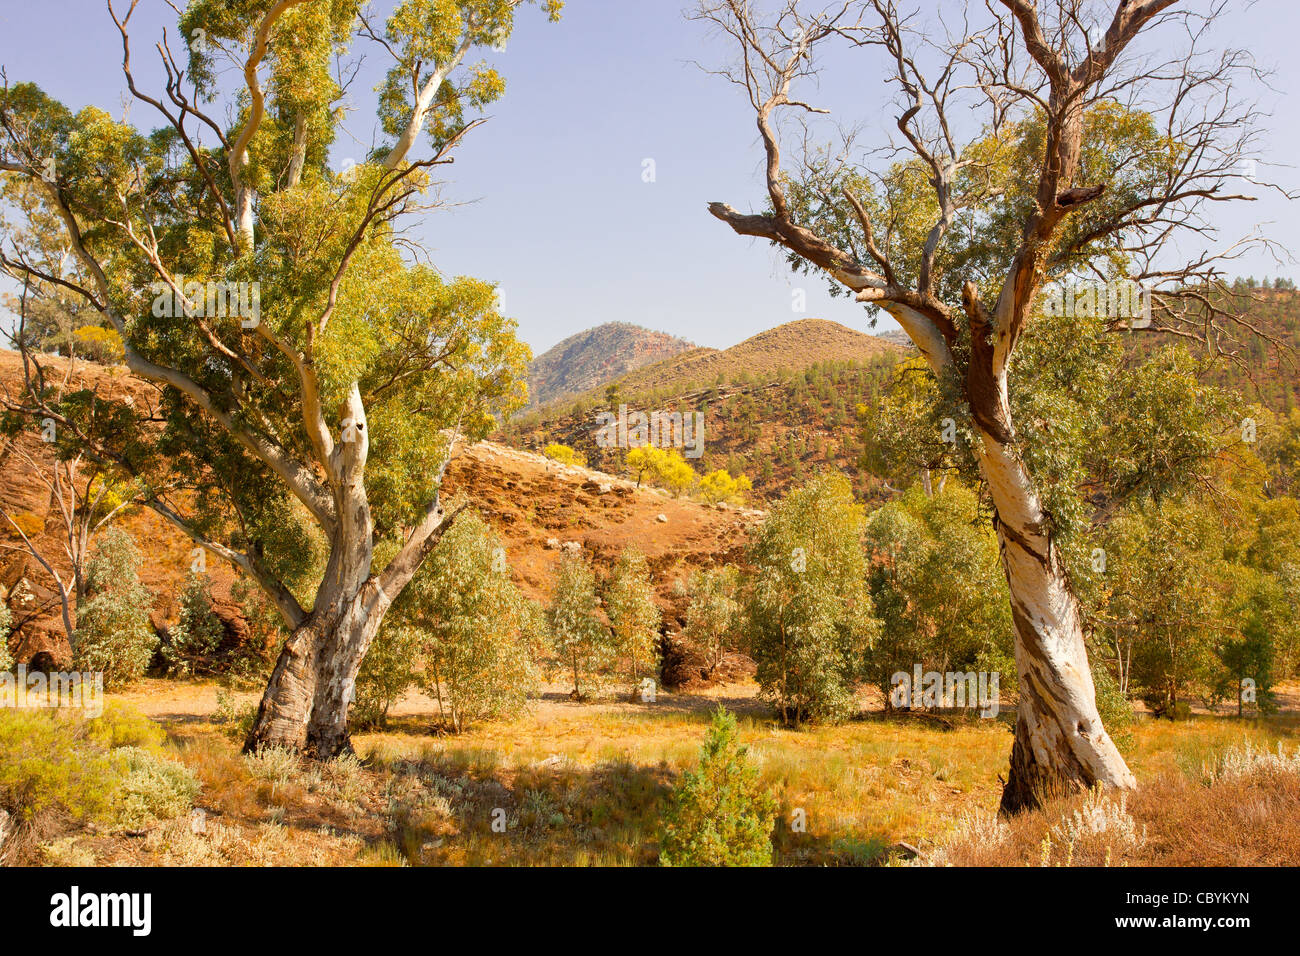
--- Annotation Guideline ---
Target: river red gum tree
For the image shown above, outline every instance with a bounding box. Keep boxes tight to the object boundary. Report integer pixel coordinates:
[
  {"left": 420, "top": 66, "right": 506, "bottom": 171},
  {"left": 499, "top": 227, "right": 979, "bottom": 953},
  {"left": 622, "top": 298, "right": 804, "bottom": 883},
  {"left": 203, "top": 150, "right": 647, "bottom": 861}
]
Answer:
[
  {"left": 1, "top": 0, "right": 561, "bottom": 757},
  {"left": 697, "top": 0, "right": 1272, "bottom": 811}
]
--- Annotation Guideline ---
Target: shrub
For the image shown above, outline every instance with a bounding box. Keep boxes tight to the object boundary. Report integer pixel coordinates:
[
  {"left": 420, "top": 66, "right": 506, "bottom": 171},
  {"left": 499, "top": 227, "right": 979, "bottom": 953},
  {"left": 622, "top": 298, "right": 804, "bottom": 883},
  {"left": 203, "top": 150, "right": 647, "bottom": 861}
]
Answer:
[
  {"left": 0, "top": 705, "right": 194, "bottom": 838},
  {"left": 682, "top": 567, "right": 741, "bottom": 676},
  {"left": 353, "top": 624, "right": 420, "bottom": 730},
  {"left": 4, "top": 511, "right": 44, "bottom": 539},
  {"left": 1214, "top": 598, "right": 1278, "bottom": 716},
  {"left": 544, "top": 443, "right": 586, "bottom": 467},
  {"left": 603, "top": 548, "right": 661, "bottom": 693},
  {"left": 392, "top": 513, "right": 543, "bottom": 731},
  {"left": 626, "top": 446, "right": 695, "bottom": 495},
  {"left": 862, "top": 484, "right": 1013, "bottom": 706},
  {"left": 0, "top": 710, "right": 118, "bottom": 823},
  {"left": 549, "top": 553, "right": 615, "bottom": 699},
  {"left": 697, "top": 469, "right": 753, "bottom": 505},
  {"left": 213, "top": 689, "right": 259, "bottom": 741},
  {"left": 746, "top": 474, "right": 878, "bottom": 724},
  {"left": 160, "top": 571, "right": 226, "bottom": 678},
  {"left": 85, "top": 701, "right": 168, "bottom": 751},
  {"left": 659, "top": 707, "right": 776, "bottom": 867},
  {"left": 71, "top": 325, "right": 125, "bottom": 364},
  {"left": 1089, "top": 658, "right": 1135, "bottom": 751},
  {"left": 73, "top": 528, "right": 156, "bottom": 687},
  {"left": 114, "top": 746, "right": 200, "bottom": 830}
]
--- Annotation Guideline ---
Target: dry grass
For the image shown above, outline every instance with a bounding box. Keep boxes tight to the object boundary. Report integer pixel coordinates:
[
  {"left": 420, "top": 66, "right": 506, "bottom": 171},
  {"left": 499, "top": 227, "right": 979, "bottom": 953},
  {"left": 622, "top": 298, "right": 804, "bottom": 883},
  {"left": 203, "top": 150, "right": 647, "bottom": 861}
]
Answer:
[
  {"left": 25, "top": 680, "right": 1300, "bottom": 866},
  {"left": 931, "top": 740, "right": 1300, "bottom": 867}
]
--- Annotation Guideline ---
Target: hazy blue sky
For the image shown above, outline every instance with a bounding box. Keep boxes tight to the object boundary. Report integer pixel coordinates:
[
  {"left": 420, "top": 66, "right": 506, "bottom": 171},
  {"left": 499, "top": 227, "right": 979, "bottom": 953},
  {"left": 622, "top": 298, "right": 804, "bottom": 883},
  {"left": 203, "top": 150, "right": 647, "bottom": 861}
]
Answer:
[{"left": 1, "top": 0, "right": 1296, "bottom": 354}]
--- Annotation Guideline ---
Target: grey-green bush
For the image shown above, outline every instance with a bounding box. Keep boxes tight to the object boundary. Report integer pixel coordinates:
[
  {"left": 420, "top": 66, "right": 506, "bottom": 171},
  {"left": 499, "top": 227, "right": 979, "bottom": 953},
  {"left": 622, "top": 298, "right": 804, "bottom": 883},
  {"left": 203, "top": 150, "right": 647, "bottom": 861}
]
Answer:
[{"left": 73, "top": 528, "right": 156, "bottom": 688}]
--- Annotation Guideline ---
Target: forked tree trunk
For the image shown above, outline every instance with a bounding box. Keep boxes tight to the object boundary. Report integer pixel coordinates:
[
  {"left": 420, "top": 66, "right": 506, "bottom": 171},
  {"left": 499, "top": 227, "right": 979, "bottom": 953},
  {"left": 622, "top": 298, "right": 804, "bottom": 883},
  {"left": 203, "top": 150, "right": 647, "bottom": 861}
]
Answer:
[
  {"left": 973, "top": 423, "right": 1137, "bottom": 814},
  {"left": 244, "top": 579, "right": 388, "bottom": 759}
]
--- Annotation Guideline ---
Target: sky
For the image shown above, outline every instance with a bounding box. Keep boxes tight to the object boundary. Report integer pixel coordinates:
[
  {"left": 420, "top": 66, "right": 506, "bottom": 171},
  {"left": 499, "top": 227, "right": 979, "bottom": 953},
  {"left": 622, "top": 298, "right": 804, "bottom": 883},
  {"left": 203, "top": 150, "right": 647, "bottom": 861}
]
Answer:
[{"left": 0, "top": 0, "right": 1297, "bottom": 356}]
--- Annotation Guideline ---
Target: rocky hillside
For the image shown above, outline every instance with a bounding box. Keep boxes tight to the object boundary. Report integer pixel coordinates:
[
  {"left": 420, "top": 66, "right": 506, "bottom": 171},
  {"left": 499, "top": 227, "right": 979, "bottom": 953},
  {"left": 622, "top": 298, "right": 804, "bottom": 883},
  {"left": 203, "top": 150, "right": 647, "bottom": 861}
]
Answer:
[
  {"left": 527, "top": 322, "right": 696, "bottom": 409},
  {"left": 0, "top": 350, "right": 755, "bottom": 673}
]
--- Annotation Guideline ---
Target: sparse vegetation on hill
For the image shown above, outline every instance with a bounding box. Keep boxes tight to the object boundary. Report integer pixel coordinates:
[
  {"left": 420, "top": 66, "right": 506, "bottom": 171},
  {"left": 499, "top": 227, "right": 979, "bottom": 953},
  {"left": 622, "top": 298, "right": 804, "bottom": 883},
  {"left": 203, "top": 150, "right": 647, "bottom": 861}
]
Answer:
[
  {"left": 1136, "top": 287, "right": 1300, "bottom": 413},
  {"left": 505, "top": 353, "right": 900, "bottom": 501},
  {"left": 588, "top": 319, "right": 899, "bottom": 399},
  {"left": 528, "top": 322, "right": 697, "bottom": 409}
]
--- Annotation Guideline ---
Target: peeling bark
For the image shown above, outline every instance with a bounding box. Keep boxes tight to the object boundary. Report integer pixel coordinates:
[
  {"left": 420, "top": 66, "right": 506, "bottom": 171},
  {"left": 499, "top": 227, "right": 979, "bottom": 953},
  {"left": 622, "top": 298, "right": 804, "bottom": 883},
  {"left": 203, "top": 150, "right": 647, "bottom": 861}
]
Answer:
[{"left": 963, "top": 298, "right": 1136, "bottom": 810}]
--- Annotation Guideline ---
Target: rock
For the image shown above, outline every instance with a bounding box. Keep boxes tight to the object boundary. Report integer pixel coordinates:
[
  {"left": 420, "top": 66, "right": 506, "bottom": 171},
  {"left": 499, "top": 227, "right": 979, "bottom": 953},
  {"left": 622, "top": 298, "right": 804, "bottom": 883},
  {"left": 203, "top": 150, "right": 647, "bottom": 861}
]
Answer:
[
  {"left": 545, "top": 537, "right": 561, "bottom": 550},
  {"left": 656, "top": 514, "right": 668, "bottom": 523},
  {"left": 560, "top": 540, "right": 582, "bottom": 555}
]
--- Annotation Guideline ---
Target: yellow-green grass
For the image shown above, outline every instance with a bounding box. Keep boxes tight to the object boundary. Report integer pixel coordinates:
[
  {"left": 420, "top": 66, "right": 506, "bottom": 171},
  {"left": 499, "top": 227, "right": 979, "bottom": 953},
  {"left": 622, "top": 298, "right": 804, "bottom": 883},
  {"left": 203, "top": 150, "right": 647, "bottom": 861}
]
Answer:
[{"left": 68, "top": 681, "right": 1300, "bottom": 867}]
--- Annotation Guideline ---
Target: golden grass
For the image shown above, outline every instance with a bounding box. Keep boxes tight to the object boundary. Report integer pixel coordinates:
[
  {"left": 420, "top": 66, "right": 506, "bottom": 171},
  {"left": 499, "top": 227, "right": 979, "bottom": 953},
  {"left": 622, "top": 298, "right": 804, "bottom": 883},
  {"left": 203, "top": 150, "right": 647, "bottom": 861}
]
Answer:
[{"left": 43, "top": 681, "right": 1300, "bottom": 867}]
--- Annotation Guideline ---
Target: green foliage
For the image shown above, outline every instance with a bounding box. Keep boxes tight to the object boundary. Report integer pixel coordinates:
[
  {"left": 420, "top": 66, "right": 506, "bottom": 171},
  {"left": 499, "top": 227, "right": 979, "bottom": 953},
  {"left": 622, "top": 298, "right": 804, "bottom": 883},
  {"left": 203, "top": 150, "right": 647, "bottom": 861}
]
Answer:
[
  {"left": 375, "top": 0, "right": 562, "bottom": 150},
  {"left": 394, "top": 513, "right": 542, "bottom": 731},
  {"left": 1088, "top": 655, "right": 1135, "bottom": 752},
  {"left": 603, "top": 548, "right": 661, "bottom": 692},
  {"left": 73, "top": 528, "right": 156, "bottom": 688},
  {"left": 0, "top": 3, "right": 563, "bottom": 701},
  {"left": 213, "top": 689, "right": 260, "bottom": 742},
  {"left": 682, "top": 567, "right": 742, "bottom": 676},
  {"left": 659, "top": 707, "right": 776, "bottom": 867},
  {"left": 746, "top": 474, "right": 877, "bottom": 724},
  {"left": 862, "top": 483, "right": 1013, "bottom": 702},
  {"left": 0, "top": 710, "right": 118, "bottom": 823},
  {"left": 1214, "top": 586, "right": 1280, "bottom": 715},
  {"left": 861, "top": 309, "right": 1240, "bottom": 547},
  {"left": 548, "top": 553, "right": 614, "bottom": 700},
  {"left": 160, "top": 571, "right": 226, "bottom": 678},
  {"left": 787, "top": 103, "right": 1183, "bottom": 306},
  {"left": 859, "top": 357, "right": 970, "bottom": 492},
  {"left": 1098, "top": 499, "right": 1227, "bottom": 718},
  {"left": 113, "top": 746, "right": 201, "bottom": 831},
  {"left": 1259, "top": 407, "right": 1300, "bottom": 498},
  {"left": 353, "top": 624, "right": 420, "bottom": 730},
  {"left": 85, "top": 701, "right": 169, "bottom": 751},
  {"left": 70, "top": 326, "right": 124, "bottom": 364},
  {"left": 0, "top": 705, "right": 193, "bottom": 832}
]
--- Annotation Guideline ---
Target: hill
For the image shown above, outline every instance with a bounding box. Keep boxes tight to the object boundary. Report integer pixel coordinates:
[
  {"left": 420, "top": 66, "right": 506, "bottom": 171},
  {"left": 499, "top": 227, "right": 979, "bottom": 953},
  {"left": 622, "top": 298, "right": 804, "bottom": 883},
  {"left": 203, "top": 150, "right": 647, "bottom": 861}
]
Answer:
[
  {"left": 504, "top": 318, "right": 906, "bottom": 502},
  {"left": 527, "top": 322, "right": 697, "bottom": 408},
  {"left": 595, "top": 318, "right": 901, "bottom": 400}
]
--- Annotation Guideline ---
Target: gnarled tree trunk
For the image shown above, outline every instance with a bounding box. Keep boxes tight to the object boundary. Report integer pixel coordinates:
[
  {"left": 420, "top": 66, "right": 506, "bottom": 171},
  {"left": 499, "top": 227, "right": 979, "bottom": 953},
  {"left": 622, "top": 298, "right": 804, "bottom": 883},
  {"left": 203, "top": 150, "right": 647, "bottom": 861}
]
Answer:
[
  {"left": 243, "top": 578, "right": 389, "bottom": 758},
  {"left": 965, "top": 309, "right": 1136, "bottom": 812},
  {"left": 979, "top": 432, "right": 1135, "bottom": 812}
]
